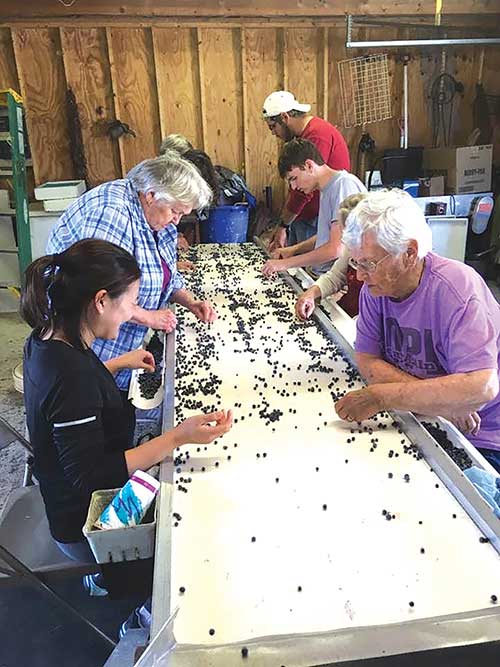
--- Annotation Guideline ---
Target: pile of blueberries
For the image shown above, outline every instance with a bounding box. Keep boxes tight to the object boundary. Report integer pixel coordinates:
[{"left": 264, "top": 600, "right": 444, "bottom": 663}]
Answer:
[
  {"left": 138, "top": 331, "right": 164, "bottom": 399},
  {"left": 422, "top": 421, "right": 473, "bottom": 470}
]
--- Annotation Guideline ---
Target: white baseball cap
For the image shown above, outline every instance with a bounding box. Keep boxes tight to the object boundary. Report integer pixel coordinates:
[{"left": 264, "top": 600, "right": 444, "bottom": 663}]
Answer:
[{"left": 262, "top": 91, "right": 311, "bottom": 118}]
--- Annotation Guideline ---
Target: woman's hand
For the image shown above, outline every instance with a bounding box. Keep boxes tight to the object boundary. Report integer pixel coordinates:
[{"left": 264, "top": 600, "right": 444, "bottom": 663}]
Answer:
[
  {"left": 174, "top": 410, "right": 234, "bottom": 446},
  {"left": 177, "top": 233, "right": 190, "bottom": 252},
  {"left": 448, "top": 411, "right": 481, "bottom": 436},
  {"left": 148, "top": 308, "right": 177, "bottom": 332},
  {"left": 271, "top": 245, "right": 294, "bottom": 260},
  {"left": 178, "top": 260, "right": 196, "bottom": 272},
  {"left": 118, "top": 349, "right": 156, "bottom": 372},
  {"left": 335, "top": 386, "right": 385, "bottom": 422},
  {"left": 295, "top": 289, "right": 319, "bottom": 320},
  {"left": 262, "top": 258, "right": 286, "bottom": 277},
  {"left": 190, "top": 300, "right": 218, "bottom": 323}
]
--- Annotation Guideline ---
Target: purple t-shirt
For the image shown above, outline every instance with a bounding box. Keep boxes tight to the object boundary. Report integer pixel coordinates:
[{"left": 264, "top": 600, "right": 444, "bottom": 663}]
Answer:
[{"left": 355, "top": 252, "right": 500, "bottom": 452}]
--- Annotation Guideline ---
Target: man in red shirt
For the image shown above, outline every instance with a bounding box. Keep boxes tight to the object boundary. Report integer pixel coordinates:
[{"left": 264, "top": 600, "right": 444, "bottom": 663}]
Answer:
[{"left": 262, "top": 90, "right": 351, "bottom": 253}]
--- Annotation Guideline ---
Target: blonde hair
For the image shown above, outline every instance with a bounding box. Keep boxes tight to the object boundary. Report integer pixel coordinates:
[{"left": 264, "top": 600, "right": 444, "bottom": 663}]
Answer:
[
  {"left": 159, "top": 133, "right": 193, "bottom": 156},
  {"left": 338, "top": 192, "right": 368, "bottom": 227}
]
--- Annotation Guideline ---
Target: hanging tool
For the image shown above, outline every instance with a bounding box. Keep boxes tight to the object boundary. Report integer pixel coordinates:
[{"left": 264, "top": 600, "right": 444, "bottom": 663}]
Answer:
[
  {"left": 107, "top": 120, "right": 136, "bottom": 140},
  {"left": 430, "top": 72, "right": 464, "bottom": 147}
]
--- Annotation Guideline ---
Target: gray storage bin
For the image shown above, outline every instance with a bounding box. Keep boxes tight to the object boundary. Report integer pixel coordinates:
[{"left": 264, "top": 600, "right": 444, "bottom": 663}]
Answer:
[{"left": 83, "top": 488, "right": 156, "bottom": 564}]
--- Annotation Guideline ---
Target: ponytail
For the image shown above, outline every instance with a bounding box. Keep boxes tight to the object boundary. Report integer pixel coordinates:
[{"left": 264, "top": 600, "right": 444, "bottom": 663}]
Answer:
[
  {"left": 20, "top": 255, "right": 59, "bottom": 332},
  {"left": 20, "top": 240, "right": 141, "bottom": 349}
]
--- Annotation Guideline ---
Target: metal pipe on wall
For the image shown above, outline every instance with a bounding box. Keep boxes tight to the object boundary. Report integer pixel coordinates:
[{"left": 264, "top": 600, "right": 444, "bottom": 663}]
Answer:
[{"left": 346, "top": 15, "right": 500, "bottom": 48}]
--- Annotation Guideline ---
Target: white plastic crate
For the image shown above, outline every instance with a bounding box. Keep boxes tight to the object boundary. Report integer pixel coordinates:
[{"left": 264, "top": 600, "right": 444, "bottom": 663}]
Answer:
[{"left": 83, "top": 487, "right": 157, "bottom": 564}]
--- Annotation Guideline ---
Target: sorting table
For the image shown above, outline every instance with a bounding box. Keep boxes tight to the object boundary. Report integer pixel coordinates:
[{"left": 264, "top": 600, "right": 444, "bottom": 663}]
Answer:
[{"left": 146, "top": 243, "right": 500, "bottom": 667}]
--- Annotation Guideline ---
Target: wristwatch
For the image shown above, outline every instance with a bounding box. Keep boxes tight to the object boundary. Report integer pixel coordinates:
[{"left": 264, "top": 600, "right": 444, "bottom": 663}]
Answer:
[{"left": 278, "top": 220, "right": 290, "bottom": 229}]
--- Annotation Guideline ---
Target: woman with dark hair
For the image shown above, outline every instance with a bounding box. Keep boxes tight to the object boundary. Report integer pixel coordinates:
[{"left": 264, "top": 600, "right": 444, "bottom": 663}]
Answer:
[
  {"left": 171, "top": 148, "right": 220, "bottom": 265},
  {"left": 21, "top": 239, "right": 233, "bottom": 569},
  {"left": 183, "top": 149, "right": 220, "bottom": 204}
]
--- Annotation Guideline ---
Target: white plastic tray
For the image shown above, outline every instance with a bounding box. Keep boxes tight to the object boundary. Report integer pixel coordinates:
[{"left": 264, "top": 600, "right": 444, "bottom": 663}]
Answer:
[{"left": 128, "top": 329, "right": 166, "bottom": 410}]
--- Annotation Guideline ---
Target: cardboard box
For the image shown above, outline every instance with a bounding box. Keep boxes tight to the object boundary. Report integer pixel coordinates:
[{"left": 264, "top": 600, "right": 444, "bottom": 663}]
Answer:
[{"left": 423, "top": 145, "right": 492, "bottom": 194}]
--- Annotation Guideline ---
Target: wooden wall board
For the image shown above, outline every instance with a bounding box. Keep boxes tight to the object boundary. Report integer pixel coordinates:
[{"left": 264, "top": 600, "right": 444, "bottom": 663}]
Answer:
[
  {"left": 1, "top": 0, "right": 499, "bottom": 19},
  {"left": 327, "top": 27, "right": 360, "bottom": 169},
  {"left": 482, "top": 45, "right": 500, "bottom": 94},
  {"left": 0, "top": 28, "right": 18, "bottom": 91},
  {"left": 447, "top": 46, "right": 483, "bottom": 146},
  {"left": 481, "top": 47, "right": 500, "bottom": 163},
  {"left": 3, "top": 21, "right": 499, "bottom": 208},
  {"left": 106, "top": 27, "right": 161, "bottom": 174},
  {"left": 11, "top": 28, "right": 73, "bottom": 185},
  {"left": 198, "top": 28, "right": 243, "bottom": 173},
  {"left": 320, "top": 27, "right": 329, "bottom": 120},
  {"left": 283, "top": 28, "right": 320, "bottom": 118},
  {"left": 152, "top": 27, "right": 203, "bottom": 150},
  {"left": 243, "top": 27, "right": 285, "bottom": 210},
  {"left": 369, "top": 28, "right": 402, "bottom": 158},
  {"left": 60, "top": 27, "right": 121, "bottom": 186},
  {"left": 403, "top": 33, "right": 436, "bottom": 150}
]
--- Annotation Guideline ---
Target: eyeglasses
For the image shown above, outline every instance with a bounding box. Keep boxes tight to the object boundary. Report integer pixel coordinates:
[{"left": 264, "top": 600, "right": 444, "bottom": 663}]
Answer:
[
  {"left": 348, "top": 253, "right": 391, "bottom": 274},
  {"left": 266, "top": 121, "right": 279, "bottom": 131}
]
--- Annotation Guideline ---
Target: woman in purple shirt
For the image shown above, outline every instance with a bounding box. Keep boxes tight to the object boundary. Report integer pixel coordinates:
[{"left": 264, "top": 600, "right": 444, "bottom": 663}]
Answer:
[{"left": 335, "top": 189, "right": 500, "bottom": 472}]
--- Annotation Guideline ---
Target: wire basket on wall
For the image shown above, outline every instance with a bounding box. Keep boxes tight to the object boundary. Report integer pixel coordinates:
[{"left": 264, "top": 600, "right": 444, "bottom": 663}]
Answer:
[{"left": 337, "top": 54, "right": 393, "bottom": 128}]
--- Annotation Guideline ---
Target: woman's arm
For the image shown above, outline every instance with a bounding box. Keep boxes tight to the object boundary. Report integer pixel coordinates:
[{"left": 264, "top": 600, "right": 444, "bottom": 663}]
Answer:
[
  {"left": 104, "top": 349, "right": 155, "bottom": 376},
  {"left": 170, "top": 288, "right": 217, "bottom": 322},
  {"left": 129, "top": 304, "right": 177, "bottom": 332},
  {"left": 355, "top": 351, "right": 421, "bottom": 385},
  {"left": 335, "top": 369, "right": 498, "bottom": 423},
  {"left": 314, "top": 249, "right": 350, "bottom": 298}
]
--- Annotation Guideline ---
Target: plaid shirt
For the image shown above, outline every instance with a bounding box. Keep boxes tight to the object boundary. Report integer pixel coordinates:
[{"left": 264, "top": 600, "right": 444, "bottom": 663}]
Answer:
[{"left": 46, "top": 179, "right": 184, "bottom": 390}]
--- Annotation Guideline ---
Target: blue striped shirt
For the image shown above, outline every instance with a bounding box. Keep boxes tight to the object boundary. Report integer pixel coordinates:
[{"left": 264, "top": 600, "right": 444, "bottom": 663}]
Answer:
[{"left": 46, "top": 179, "right": 184, "bottom": 390}]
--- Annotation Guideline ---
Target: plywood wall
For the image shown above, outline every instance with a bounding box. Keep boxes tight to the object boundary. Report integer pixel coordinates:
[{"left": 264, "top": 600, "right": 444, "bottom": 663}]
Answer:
[{"left": 1, "top": 24, "right": 499, "bottom": 210}]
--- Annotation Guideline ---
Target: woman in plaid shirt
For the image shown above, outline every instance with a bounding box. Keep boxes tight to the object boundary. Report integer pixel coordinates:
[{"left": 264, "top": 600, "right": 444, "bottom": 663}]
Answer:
[{"left": 47, "top": 152, "right": 216, "bottom": 428}]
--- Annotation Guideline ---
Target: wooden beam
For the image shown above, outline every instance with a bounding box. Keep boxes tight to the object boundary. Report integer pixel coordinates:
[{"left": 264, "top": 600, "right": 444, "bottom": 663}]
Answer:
[
  {"left": 1, "top": 1, "right": 498, "bottom": 19},
  {"left": 284, "top": 28, "right": 321, "bottom": 117},
  {"left": 240, "top": 27, "right": 248, "bottom": 180},
  {"left": 152, "top": 27, "right": 203, "bottom": 149},
  {"left": 243, "top": 27, "right": 285, "bottom": 209},
  {"left": 2, "top": 15, "right": 500, "bottom": 30},
  {"left": 321, "top": 27, "right": 329, "bottom": 120},
  {"left": 0, "top": 28, "right": 18, "bottom": 91},
  {"left": 197, "top": 28, "right": 244, "bottom": 173},
  {"left": 60, "top": 27, "right": 121, "bottom": 186},
  {"left": 105, "top": 27, "right": 161, "bottom": 174},
  {"left": 196, "top": 27, "right": 208, "bottom": 153},
  {"left": 11, "top": 28, "right": 73, "bottom": 185}
]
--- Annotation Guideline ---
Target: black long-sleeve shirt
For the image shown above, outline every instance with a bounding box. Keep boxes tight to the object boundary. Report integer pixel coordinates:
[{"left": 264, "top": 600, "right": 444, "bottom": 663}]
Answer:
[{"left": 23, "top": 334, "right": 130, "bottom": 543}]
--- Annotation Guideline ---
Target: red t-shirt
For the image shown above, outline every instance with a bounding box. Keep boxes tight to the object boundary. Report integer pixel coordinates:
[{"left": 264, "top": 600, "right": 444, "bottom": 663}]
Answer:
[
  {"left": 287, "top": 117, "right": 351, "bottom": 221},
  {"left": 338, "top": 266, "right": 363, "bottom": 317}
]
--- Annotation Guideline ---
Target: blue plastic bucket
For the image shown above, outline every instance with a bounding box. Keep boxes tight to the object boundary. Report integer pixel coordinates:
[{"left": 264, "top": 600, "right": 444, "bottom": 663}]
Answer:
[{"left": 201, "top": 204, "right": 249, "bottom": 243}]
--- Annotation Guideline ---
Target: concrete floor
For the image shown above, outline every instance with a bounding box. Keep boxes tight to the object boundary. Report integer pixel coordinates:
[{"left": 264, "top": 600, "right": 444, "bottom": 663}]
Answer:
[{"left": 0, "top": 312, "right": 30, "bottom": 512}]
